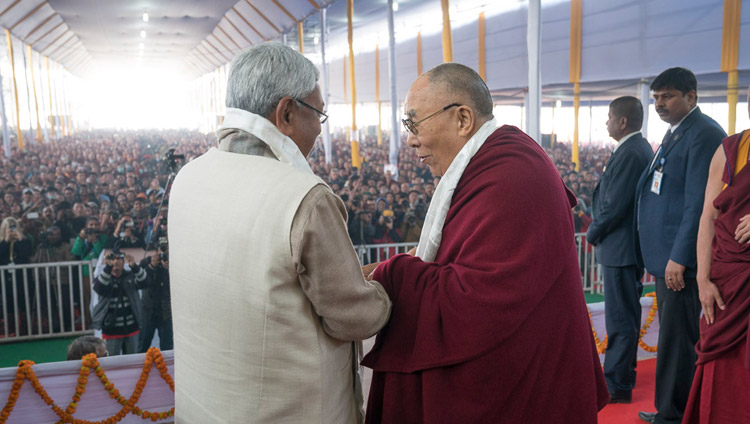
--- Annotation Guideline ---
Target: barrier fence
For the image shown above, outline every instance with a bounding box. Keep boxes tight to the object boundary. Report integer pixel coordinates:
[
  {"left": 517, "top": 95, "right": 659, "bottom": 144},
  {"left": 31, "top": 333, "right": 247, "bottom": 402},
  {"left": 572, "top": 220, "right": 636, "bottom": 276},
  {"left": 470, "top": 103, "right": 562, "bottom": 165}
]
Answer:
[
  {"left": 1, "top": 260, "right": 92, "bottom": 343},
  {"left": 1, "top": 235, "right": 655, "bottom": 343}
]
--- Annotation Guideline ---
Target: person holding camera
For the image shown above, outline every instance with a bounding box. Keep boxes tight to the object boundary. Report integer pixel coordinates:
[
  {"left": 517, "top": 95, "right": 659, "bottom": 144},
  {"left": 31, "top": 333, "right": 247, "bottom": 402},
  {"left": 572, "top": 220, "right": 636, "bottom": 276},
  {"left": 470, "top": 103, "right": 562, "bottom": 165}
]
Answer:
[
  {"left": 112, "top": 214, "right": 144, "bottom": 248},
  {"left": 1, "top": 217, "right": 33, "bottom": 335},
  {"left": 93, "top": 250, "right": 149, "bottom": 356},
  {"left": 374, "top": 211, "right": 402, "bottom": 260},
  {"left": 137, "top": 239, "right": 172, "bottom": 352},
  {"left": 33, "top": 225, "right": 76, "bottom": 332}
]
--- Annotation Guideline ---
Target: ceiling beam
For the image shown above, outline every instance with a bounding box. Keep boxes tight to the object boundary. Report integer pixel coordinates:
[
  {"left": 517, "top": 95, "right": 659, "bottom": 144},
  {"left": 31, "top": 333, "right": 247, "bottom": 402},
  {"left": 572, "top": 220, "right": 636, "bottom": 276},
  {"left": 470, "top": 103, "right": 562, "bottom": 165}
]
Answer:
[
  {"left": 24, "top": 12, "right": 56, "bottom": 40},
  {"left": 204, "top": 37, "right": 231, "bottom": 62},
  {"left": 217, "top": 24, "right": 242, "bottom": 51},
  {"left": 39, "top": 28, "right": 70, "bottom": 54},
  {"left": 196, "top": 44, "right": 221, "bottom": 68},
  {"left": 10, "top": 1, "right": 46, "bottom": 31},
  {"left": 232, "top": 7, "right": 265, "bottom": 41},
  {"left": 209, "top": 32, "right": 236, "bottom": 58},
  {"left": 30, "top": 21, "right": 64, "bottom": 46},
  {"left": 244, "top": 1, "right": 280, "bottom": 33},
  {"left": 224, "top": 16, "right": 253, "bottom": 46},
  {"left": 0, "top": 0, "right": 21, "bottom": 20},
  {"left": 188, "top": 51, "right": 213, "bottom": 73},
  {"left": 44, "top": 32, "right": 76, "bottom": 57},
  {"left": 271, "top": 0, "right": 297, "bottom": 23},
  {"left": 307, "top": 0, "right": 320, "bottom": 10}
]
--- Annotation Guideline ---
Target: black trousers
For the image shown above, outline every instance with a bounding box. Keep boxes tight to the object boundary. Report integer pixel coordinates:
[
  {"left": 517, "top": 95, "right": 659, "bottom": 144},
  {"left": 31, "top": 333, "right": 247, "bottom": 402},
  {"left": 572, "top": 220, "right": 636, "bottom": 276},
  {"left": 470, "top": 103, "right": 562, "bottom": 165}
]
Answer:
[
  {"left": 603, "top": 265, "right": 643, "bottom": 394},
  {"left": 653, "top": 276, "right": 701, "bottom": 424}
]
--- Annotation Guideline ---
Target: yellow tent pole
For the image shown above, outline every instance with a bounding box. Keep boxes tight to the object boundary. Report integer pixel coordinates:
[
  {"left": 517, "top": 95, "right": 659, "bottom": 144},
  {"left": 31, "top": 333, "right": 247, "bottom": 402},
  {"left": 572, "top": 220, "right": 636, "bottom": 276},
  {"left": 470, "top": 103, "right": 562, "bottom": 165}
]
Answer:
[
  {"left": 376, "top": 44, "right": 382, "bottom": 146},
  {"left": 571, "top": 82, "right": 581, "bottom": 171},
  {"left": 440, "top": 0, "right": 452, "bottom": 62},
  {"left": 417, "top": 32, "right": 422, "bottom": 75},
  {"left": 721, "top": 0, "right": 741, "bottom": 135},
  {"left": 347, "top": 0, "right": 360, "bottom": 167},
  {"left": 569, "top": 0, "right": 582, "bottom": 171},
  {"left": 57, "top": 62, "right": 67, "bottom": 137},
  {"left": 478, "top": 12, "right": 486, "bottom": 81},
  {"left": 5, "top": 29, "right": 24, "bottom": 150},
  {"left": 27, "top": 45, "right": 42, "bottom": 142},
  {"left": 298, "top": 21, "right": 304, "bottom": 53},
  {"left": 45, "top": 57, "right": 54, "bottom": 138}
]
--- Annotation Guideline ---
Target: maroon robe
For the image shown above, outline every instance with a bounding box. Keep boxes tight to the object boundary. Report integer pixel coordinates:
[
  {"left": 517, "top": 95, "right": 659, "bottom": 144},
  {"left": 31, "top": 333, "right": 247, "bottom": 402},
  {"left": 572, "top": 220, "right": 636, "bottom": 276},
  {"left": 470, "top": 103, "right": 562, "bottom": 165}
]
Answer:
[
  {"left": 362, "top": 126, "right": 608, "bottom": 423},
  {"left": 683, "top": 131, "right": 750, "bottom": 424}
]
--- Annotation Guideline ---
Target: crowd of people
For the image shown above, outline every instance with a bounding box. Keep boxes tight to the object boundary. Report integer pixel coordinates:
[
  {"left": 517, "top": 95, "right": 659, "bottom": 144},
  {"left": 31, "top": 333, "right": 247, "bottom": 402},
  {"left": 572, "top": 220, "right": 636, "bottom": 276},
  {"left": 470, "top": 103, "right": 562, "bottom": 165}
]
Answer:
[{"left": 0, "top": 118, "right": 612, "bottom": 343}]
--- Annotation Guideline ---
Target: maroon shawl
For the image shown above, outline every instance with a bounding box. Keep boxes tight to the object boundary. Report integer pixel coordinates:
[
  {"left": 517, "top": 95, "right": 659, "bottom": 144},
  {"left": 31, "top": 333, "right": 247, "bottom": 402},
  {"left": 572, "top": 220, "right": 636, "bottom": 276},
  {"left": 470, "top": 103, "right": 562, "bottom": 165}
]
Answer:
[
  {"left": 362, "top": 126, "right": 608, "bottom": 423},
  {"left": 696, "top": 131, "right": 750, "bottom": 367}
]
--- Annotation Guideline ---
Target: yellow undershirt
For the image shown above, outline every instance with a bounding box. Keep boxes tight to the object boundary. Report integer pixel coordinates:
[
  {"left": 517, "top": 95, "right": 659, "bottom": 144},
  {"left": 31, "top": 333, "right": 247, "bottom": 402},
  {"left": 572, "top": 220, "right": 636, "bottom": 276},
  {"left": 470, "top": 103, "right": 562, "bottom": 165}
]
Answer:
[{"left": 724, "top": 130, "right": 750, "bottom": 190}]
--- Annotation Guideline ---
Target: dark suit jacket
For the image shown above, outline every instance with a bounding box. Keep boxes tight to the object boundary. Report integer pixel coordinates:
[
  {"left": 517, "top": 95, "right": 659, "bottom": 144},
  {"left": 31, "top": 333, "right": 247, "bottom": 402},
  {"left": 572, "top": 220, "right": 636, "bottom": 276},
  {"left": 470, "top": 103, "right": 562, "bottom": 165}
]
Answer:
[
  {"left": 635, "top": 107, "right": 725, "bottom": 278},
  {"left": 587, "top": 132, "right": 653, "bottom": 267}
]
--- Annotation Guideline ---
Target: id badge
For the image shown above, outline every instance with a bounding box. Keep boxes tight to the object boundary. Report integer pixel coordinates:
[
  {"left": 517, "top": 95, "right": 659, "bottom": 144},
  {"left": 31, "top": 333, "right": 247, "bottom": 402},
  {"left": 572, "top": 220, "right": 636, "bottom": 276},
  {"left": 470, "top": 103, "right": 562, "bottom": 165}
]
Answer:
[{"left": 651, "top": 171, "right": 663, "bottom": 194}]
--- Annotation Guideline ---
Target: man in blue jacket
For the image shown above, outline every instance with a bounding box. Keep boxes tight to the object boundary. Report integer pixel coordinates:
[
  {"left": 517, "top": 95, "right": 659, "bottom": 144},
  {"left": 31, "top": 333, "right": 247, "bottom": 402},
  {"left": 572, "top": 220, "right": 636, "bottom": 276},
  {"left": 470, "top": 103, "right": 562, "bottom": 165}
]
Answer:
[
  {"left": 635, "top": 68, "right": 726, "bottom": 424},
  {"left": 587, "top": 96, "right": 653, "bottom": 404}
]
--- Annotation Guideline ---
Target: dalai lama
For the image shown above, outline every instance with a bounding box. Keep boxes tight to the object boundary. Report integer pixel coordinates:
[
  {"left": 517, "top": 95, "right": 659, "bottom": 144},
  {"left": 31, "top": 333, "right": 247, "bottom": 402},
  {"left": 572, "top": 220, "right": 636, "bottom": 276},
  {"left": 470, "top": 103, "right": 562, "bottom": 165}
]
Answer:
[{"left": 361, "top": 63, "right": 609, "bottom": 423}]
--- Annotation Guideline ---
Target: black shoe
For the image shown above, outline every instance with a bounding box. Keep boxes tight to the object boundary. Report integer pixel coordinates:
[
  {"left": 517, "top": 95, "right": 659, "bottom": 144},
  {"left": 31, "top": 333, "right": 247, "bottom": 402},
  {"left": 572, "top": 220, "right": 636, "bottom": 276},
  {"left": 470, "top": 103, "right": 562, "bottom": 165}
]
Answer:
[
  {"left": 638, "top": 411, "right": 657, "bottom": 423},
  {"left": 609, "top": 391, "right": 632, "bottom": 404}
]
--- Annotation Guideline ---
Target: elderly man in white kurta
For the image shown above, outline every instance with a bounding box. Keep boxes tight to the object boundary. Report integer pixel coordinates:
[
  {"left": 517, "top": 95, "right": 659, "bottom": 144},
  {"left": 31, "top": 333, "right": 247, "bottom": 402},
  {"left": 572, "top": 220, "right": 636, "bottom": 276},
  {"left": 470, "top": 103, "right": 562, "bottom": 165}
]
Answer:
[{"left": 169, "top": 42, "right": 391, "bottom": 424}]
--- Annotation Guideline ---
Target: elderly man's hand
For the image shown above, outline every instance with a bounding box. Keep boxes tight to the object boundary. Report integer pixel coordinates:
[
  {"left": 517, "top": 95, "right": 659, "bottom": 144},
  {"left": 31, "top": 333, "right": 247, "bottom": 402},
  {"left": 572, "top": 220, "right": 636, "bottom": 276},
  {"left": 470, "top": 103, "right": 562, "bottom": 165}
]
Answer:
[
  {"left": 362, "top": 262, "right": 380, "bottom": 280},
  {"left": 735, "top": 214, "right": 750, "bottom": 244},
  {"left": 698, "top": 278, "right": 725, "bottom": 325}
]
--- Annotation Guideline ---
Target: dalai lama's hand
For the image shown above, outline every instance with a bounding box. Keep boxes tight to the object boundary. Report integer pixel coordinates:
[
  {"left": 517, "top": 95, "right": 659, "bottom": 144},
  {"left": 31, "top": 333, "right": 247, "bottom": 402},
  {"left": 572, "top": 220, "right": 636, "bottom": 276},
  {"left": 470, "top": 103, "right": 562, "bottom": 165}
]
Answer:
[
  {"left": 697, "top": 278, "right": 725, "bottom": 325},
  {"left": 735, "top": 214, "right": 750, "bottom": 244},
  {"left": 362, "top": 262, "right": 380, "bottom": 280},
  {"left": 664, "top": 260, "right": 685, "bottom": 291}
]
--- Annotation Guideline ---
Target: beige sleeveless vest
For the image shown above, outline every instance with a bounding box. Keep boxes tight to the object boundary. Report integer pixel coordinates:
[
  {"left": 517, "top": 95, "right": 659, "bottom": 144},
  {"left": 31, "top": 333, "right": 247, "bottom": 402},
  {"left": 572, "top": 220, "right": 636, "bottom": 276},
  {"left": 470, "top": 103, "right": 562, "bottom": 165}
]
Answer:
[{"left": 169, "top": 148, "right": 359, "bottom": 423}]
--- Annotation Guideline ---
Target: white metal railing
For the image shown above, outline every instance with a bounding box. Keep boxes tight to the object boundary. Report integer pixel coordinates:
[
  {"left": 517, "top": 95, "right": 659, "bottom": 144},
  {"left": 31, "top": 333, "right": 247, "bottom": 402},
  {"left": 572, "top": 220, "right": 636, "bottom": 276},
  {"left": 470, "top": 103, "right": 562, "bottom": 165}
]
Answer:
[
  {"left": 357, "top": 236, "right": 655, "bottom": 295},
  {"left": 0, "top": 237, "right": 654, "bottom": 343},
  {"left": 1, "top": 260, "right": 94, "bottom": 343}
]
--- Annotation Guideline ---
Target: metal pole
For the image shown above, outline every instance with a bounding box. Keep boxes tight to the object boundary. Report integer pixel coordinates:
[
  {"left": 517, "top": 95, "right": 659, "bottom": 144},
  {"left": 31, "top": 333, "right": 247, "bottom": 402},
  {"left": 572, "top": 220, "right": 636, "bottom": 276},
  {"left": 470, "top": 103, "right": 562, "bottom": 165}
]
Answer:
[
  {"left": 387, "top": 0, "right": 399, "bottom": 177},
  {"left": 639, "top": 78, "right": 650, "bottom": 140},
  {"left": 320, "top": 7, "right": 332, "bottom": 164},
  {"left": 526, "top": 0, "right": 541, "bottom": 144},
  {"left": 0, "top": 55, "right": 9, "bottom": 158}
]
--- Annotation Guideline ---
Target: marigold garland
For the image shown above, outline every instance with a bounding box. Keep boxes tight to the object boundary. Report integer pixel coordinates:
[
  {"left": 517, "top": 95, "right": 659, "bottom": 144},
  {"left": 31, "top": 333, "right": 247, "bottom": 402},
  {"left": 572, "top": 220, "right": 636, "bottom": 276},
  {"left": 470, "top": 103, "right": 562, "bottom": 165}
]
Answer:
[
  {"left": 0, "top": 347, "right": 175, "bottom": 424},
  {"left": 588, "top": 292, "right": 658, "bottom": 354}
]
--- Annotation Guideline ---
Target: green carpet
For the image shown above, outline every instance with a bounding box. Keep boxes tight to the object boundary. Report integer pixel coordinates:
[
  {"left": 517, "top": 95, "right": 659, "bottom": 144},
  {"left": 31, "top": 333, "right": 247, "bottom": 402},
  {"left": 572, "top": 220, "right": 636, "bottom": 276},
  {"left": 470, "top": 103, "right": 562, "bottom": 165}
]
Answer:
[{"left": 0, "top": 335, "right": 83, "bottom": 369}]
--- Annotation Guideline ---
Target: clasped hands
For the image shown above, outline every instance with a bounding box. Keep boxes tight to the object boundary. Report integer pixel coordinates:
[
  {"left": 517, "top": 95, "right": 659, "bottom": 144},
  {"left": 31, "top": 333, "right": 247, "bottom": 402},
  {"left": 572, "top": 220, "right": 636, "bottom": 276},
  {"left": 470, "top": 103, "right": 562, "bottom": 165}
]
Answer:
[{"left": 361, "top": 247, "right": 417, "bottom": 280}]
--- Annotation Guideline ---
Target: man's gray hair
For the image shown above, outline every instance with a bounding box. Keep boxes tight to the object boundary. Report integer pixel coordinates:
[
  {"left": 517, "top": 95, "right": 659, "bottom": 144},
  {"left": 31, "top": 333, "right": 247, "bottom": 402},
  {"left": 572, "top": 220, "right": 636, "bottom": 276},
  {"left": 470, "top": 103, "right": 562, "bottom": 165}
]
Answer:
[{"left": 226, "top": 42, "right": 319, "bottom": 118}]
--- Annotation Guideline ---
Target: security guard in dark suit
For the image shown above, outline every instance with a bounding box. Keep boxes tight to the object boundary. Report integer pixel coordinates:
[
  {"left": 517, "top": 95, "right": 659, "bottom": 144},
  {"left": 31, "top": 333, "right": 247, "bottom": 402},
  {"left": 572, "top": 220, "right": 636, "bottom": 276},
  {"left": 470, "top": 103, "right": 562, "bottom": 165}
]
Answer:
[
  {"left": 587, "top": 96, "right": 653, "bottom": 404},
  {"left": 635, "top": 68, "right": 726, "bottom": 424}
]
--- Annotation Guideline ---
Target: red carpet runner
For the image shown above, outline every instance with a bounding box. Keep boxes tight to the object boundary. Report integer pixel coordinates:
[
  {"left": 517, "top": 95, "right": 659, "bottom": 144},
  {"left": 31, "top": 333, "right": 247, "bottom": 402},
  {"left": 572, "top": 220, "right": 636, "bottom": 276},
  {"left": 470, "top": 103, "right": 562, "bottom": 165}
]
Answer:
[{"left": 597, "top": 357, "right": 657, "bottom": 424}]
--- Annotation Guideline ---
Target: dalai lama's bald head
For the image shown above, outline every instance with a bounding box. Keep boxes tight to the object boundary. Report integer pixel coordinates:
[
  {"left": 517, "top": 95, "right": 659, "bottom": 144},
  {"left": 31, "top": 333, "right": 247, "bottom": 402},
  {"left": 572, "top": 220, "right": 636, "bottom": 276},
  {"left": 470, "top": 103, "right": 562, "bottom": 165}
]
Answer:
[{"left": 402, "top": 64, "right": 494, "bottom": 176}]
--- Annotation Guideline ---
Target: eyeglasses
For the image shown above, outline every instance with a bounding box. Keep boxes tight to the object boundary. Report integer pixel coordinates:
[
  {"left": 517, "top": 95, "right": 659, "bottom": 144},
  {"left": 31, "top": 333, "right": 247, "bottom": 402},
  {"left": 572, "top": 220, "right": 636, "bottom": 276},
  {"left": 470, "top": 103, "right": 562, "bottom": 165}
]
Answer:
[
  {"left": 402, "top": 103, "right": 461, "bottom": 136},
  {"left": 295, "top": 98, "right": 329, "bottom": 124}
]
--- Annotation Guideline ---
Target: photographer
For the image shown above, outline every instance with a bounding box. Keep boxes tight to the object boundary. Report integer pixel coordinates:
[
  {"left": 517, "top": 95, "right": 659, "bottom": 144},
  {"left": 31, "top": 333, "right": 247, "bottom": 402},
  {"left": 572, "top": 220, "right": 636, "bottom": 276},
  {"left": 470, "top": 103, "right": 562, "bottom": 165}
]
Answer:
[
  {"left": 72, "top": 217, "right": 107, "bottom": 267},
  {"left": 33, "top": 225, "right": 75, "bottom": 332},
  {"left": 1, "top": 217, "right": 33, "bottom": 334},
  {"left": 138, "top": 238, "right": 172, "bottom": 352},
  {"left": 374, "top": 211, "right": 403, "bottom": 259},
  {"left": 112, "top": 214, "right": 144, "bottom": 248},
  {"left": 93, "top": 250, "right": 149, "bottom": 356},
  {"left": 400, "top": 207, "right": 423, "bottom": 243}
]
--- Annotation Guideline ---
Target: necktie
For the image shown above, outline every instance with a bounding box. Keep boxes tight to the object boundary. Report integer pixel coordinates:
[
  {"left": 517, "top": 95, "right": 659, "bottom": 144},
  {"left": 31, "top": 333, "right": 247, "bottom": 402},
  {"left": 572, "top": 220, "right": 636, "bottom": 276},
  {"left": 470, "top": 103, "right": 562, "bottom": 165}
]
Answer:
[{"left": 649, "top": 129, "right": 672, "bottom": 172}]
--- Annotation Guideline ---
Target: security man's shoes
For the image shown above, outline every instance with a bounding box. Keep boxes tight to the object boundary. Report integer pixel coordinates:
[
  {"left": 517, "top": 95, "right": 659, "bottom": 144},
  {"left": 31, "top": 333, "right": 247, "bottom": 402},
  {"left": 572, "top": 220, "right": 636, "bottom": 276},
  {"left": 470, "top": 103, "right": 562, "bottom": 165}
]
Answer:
[{"left": 638, "top": 411, "right": 657, "bottom": 423}]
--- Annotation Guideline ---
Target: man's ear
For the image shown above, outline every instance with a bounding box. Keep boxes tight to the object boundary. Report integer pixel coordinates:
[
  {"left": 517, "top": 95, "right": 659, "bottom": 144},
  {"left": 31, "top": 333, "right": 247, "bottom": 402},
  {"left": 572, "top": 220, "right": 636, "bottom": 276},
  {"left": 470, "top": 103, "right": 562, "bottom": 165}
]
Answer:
[
  {"left": 619, "top": 116, "right": 628, "bottom": 132},
  {"left": 456, "top": 105, "right": 475, "bottom": 137},
  {"left": 273, "top": 97, "right": 295, "bottom": 136}
]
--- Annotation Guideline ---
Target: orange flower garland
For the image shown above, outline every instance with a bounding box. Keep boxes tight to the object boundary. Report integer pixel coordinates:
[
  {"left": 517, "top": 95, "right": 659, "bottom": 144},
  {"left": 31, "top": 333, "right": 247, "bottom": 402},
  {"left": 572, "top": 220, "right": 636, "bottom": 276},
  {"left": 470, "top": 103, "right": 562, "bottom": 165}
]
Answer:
[
  {"left": 0, "top": 348, "right": 174, "bottom": 424},
  {"left": 588, "top": 292, "right": 658, "bottom": 354}
]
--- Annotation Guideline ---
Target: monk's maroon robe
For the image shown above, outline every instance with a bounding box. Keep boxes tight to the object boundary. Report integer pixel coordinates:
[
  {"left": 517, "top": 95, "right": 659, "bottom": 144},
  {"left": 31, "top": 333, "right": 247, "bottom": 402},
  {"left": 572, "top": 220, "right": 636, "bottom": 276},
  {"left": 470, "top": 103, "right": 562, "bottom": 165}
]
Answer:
[
  {"left": 684, "top": 131, "right": 750, "bottom": 424},
  {"left": 362, "top": 126, "right": 608, "bottom": 423}
]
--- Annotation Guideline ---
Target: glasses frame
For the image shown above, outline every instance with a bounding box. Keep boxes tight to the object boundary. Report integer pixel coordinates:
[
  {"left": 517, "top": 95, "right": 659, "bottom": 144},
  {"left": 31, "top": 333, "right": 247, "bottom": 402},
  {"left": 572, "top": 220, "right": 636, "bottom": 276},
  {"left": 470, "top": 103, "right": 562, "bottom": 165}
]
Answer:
[
  {"left": 402, "top": 103, "right": 461, "bottom": 136},
  {"left": 295, "top": 98, "right": 329, "bottom": 124}
]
